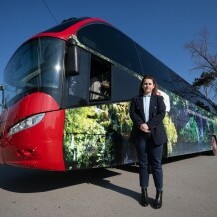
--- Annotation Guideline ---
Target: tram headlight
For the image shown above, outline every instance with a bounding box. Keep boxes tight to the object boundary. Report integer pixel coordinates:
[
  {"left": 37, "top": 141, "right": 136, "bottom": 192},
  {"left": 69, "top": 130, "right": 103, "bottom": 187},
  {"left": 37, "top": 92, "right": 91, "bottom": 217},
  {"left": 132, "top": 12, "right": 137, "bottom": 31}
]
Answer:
[{"left": 8, "top": 113, "right": 45, "bottom": 136}]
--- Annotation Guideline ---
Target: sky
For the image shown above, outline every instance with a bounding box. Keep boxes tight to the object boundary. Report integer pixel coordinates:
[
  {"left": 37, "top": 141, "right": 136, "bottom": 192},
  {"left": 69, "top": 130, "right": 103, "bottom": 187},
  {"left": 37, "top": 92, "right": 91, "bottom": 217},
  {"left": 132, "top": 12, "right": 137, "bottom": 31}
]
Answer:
[{"left": 0, "top": 0, "right": 217, "bottom": 86}]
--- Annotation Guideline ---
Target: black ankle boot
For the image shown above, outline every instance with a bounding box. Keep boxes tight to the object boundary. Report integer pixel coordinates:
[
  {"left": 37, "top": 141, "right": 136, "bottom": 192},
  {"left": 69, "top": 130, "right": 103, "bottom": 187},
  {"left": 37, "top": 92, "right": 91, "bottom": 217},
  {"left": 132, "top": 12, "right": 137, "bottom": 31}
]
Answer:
[
  {"left": 141, "top": 188, "right": 149, "bottom": 207},
  {"left": 154, "top": 190, "right": 163, "bottom": 209}
]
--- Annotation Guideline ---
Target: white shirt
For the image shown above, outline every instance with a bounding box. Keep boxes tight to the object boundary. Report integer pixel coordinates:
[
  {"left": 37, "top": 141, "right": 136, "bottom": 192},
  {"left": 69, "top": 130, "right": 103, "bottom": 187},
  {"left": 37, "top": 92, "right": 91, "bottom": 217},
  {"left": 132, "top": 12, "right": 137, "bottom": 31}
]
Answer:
[{"left": 143, "top": 94, "right": 151, "bottom": 122}]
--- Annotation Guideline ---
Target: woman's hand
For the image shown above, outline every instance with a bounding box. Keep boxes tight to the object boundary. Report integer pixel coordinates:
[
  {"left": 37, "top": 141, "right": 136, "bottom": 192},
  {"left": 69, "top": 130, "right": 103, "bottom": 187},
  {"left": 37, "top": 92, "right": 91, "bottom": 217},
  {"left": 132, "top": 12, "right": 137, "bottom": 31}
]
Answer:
[{"left": 140, "top": 123, "right": 151, "bottom": 133}]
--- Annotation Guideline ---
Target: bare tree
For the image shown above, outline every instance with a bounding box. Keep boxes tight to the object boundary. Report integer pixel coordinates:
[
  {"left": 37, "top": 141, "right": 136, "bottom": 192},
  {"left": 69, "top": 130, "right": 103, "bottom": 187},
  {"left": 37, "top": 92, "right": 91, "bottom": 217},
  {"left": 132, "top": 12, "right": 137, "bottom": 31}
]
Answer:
[{"left": 185, "top": 29, "right": 217, "bottom": 104}]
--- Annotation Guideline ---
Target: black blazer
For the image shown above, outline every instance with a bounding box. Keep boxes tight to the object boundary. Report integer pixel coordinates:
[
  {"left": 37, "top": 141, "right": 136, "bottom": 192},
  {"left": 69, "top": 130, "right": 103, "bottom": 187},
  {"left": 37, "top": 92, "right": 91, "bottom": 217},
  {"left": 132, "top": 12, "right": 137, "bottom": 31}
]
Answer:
[{"left": 130, "top": 94, "right": 168, "bottom": 145}]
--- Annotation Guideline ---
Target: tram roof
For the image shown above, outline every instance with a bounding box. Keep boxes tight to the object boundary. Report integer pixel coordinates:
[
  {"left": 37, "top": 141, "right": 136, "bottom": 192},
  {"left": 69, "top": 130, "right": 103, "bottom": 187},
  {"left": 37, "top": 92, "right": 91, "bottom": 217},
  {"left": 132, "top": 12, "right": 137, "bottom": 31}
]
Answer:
[{"left": 31, "top": 17, "right": 109, "bottom": 40}]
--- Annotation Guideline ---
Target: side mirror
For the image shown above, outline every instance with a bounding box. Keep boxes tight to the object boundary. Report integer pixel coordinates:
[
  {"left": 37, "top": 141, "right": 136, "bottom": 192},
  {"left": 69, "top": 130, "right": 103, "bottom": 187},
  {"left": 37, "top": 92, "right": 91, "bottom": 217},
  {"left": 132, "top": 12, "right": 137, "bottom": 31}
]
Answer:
[
  {"left": 0, "top": 85, "right": 5, "bottom": 109},
  {"left": 65, "top": 40, "right": 80, "bottom": 76}
]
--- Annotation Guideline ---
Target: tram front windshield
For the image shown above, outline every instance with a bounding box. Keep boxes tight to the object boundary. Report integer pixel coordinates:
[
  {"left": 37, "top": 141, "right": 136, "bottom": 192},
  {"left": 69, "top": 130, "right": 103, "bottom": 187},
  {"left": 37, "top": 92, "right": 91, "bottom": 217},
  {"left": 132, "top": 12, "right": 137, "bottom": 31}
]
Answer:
[{"left": 3, "top": 38, "right": 65, "bottom": 107}]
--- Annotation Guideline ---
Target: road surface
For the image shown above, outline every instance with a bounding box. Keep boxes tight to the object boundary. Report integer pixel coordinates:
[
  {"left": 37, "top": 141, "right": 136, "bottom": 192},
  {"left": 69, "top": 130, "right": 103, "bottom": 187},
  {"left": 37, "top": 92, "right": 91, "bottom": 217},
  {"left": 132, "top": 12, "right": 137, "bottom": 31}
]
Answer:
[{"left": 0, "top": 154, "right": 217, "bottom": 217}]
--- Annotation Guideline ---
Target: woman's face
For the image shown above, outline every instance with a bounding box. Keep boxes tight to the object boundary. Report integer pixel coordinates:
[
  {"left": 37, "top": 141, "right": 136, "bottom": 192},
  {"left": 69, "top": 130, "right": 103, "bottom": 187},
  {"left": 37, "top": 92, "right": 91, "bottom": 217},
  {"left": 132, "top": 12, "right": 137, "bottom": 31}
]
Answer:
[{"left": 142, "top": 78, "right": 155, "bottom": 95}]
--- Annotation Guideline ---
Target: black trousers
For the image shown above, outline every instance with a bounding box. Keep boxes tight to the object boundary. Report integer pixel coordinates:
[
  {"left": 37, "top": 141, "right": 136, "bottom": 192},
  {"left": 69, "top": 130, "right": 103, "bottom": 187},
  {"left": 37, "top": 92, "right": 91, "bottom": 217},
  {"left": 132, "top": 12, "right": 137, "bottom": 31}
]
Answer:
[{"left": 136, "top": 133, "right": 163, "bottom": 191}]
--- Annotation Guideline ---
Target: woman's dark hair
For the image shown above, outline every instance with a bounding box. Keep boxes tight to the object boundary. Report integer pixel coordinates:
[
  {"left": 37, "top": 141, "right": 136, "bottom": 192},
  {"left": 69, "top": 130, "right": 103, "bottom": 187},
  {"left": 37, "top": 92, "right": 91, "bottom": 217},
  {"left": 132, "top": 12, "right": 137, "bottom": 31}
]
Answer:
[{"left": 139, "top": 74, "right": 158, "bottom": 95}]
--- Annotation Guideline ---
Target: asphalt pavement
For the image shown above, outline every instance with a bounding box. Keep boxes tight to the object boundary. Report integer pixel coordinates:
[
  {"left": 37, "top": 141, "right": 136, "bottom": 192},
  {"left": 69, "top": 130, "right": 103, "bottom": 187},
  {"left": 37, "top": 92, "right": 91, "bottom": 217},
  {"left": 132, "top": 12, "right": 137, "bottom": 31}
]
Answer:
[{"left": 0, "top": 153, "right": 217, "bottom": 217}]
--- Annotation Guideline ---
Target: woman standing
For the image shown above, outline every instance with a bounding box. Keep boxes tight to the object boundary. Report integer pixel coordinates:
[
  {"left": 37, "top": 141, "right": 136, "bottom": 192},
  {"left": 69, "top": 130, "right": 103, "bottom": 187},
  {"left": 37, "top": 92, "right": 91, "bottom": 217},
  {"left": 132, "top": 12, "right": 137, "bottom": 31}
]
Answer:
[{"left": 130, "top": 75, "right": 167, "bottom": 209}]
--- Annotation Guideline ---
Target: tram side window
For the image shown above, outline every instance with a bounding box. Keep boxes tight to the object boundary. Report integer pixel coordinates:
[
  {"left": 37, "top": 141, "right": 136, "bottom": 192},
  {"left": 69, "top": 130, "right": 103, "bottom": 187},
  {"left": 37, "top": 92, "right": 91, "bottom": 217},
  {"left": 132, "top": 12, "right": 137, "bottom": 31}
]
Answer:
[{"left": 89, "top": 55, "right": 111, "bottom": 101}]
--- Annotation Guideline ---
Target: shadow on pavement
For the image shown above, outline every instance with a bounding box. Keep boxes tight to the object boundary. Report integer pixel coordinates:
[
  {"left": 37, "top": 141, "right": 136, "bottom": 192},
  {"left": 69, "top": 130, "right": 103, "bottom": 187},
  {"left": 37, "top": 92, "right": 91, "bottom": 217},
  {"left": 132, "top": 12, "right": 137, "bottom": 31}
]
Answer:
[
  {"left": 0, "top": 164, "right": 140, "bottom": 202},
  {"left": 0, "top": 165, "right": 119, "bottom": 192}
]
